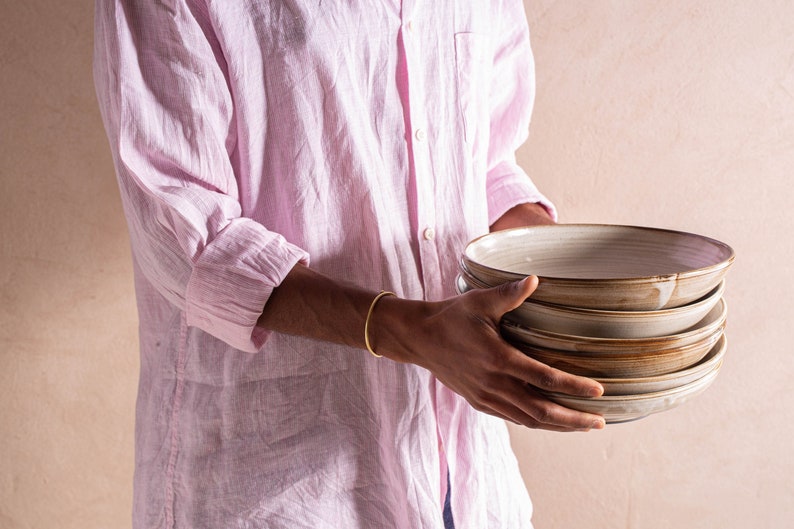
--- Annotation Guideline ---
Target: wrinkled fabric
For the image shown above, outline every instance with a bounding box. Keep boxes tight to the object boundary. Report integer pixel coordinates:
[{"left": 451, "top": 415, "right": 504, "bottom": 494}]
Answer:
[{"left": 94, "top": 1, "right": 554, "bottom": 527}]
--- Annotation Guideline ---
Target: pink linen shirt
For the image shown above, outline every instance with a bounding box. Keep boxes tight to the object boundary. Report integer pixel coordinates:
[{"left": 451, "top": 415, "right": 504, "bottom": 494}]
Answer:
[{"left": 94, "top": 1, "right": 555, "bottom": 527}]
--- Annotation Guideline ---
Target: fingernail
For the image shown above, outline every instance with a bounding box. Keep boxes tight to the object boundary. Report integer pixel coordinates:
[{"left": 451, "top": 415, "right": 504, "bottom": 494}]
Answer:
[
  {"left": 592, "top": 418, "right": 606, "bottom": 429},
  {"left": 588, "top": 385, "right": 604, "bottom": 398}
]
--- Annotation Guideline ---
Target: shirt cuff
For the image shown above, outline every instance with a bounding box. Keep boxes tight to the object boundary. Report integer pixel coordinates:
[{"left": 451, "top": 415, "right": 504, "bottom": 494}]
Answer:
[
  {"left": 486, "top": 162, "right": 558, "bottom": 226},
  {"left": 184, "top": 218, "right": 309, "bottom": 353}
]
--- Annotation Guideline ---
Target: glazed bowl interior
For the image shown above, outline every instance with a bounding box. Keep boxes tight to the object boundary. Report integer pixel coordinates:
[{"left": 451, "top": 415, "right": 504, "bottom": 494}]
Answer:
[{"left": 462, "top": 224, "right": 734, "bottom": 310}]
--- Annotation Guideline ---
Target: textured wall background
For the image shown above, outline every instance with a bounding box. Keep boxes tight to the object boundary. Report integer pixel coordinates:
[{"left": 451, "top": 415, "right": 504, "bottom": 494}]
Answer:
[
  {"left": 0, "top": 2, "right": 138, "bottom": 528},
  {"left": 1, "top": 1, "right": 792, "bottom": 528}
]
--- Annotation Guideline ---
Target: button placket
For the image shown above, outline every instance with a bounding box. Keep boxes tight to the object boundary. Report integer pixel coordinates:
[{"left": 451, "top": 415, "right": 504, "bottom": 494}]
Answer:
[{"left": 400, "top": 7, "right": 443, "bottom": 299}]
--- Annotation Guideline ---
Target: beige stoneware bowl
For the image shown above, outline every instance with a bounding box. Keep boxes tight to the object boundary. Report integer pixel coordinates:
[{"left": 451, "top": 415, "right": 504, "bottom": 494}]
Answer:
[
  {"left": 512, "top": 326, "right": 722, "bottom": 378},
  {"left": 507, "top": 281, "right": 724, "bottom": 339},
  {"left": 542, "top": 362, "right": 723, "bottom": 423},
  {"left": 462, "top": 224, "right": 734, "bottom": 311},
  {"left": 500, "top": 298, "right": 727, "bottom": 354},
  {"left": 596, "top": 335, "right": 727, "bottom": 395},
  {"left": 458, "top": 274, "right": 725, "bottom": 339}
]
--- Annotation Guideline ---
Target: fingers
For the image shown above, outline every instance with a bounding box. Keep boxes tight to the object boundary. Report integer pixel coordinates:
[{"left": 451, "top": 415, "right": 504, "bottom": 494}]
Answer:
[
  {"left": 502, "top": 275, "right": 539, "bottom": 312},
  {"left": 513, "top": 381, "right": 605, "bottom": 431},
  {"left": 463, "top": 277, "right": 603, "bottom": 395},
  {"left": 469, "top": 343, "right": 605, "bottom": 430},
  {"left": 477, "top": 276, "right": 539, "bottom": 318},
  {"left": 431, "top": 280, "right": 607, "bottom": 431},
  {"left": 468, "top": 378, "right": 605, "bottom": 432},
  {"left": 515, "top": 353, "right": 604, "bottom": 398}
]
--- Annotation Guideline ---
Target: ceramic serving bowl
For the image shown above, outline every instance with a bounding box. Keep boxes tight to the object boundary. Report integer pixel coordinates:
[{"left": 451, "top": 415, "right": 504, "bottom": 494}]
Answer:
[
  {"left": 500, "top": 298, "right": 727, "bottom": 355},
  {"left": 596, "top": 334, "right": 727, "bottom": 395},
  {"left": 507, "top": 283, "right": 722, "bottom": 338},
  {"left": 541, "top": 360, "right": 723, "bottom": 423},
  {"left": 462, "top": 224, "right": 735, "bottom": 311},
  {"left": 512, "top": 325, "right": 722, "bottom": 378},
  {"left": 457, "top": 273, "right": 725, "bottom": 339}
]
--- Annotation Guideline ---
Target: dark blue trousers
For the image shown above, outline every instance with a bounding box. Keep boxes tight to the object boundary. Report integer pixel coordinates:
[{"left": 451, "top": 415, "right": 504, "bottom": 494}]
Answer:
[{"left": 443, "top": 472, "right": 454, "bottom": 529}]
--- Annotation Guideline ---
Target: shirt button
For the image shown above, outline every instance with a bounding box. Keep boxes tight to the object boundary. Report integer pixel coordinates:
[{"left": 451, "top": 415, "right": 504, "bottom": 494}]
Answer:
[
  {"left": 414, "top": 128, "right": 427, "bottom": 142},
  {"left": 406, "top": 19, "right": 414, "bottom": 32},
  {"left": 423, "top": 227, "right": 436, "bottom": 240}
]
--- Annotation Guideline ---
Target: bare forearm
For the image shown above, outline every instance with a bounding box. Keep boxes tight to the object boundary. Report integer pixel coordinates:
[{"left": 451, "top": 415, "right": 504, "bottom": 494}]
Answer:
[
  {"left": 260, "top": 200, "right": 553, "bottom": 343},
  {"left": 256, "top": 263, "right": 605, "bottom": 431},
  {"left": 257, "top": 263, "right": 375, "bottom": 349},
  {"left": 255, "top": 196, "right": 604, "bottom": 431},
  {"left": 256, "top": 262, "right": 427, "bottom": 361}
]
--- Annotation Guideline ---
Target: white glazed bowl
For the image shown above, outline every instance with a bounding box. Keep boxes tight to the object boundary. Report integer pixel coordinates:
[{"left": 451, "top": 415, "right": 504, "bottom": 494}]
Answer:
[
  {"left": 542, "top": 359, "right": 723, "bottom": 423},
  {"left": 462, "top": 224, "right": 735, "bottom": 311},
  {"left": 500, "top": 298, "right": 727, "bottom": 354}
]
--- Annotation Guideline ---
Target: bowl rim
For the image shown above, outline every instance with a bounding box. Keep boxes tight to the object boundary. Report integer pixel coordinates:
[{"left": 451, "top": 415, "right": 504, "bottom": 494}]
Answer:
[{"left": 463, "top": 223, "right": 736, "bottom": 284}]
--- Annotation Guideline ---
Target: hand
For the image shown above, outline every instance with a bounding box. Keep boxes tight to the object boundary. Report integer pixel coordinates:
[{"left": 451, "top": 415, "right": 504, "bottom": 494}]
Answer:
[
  {"left": 373, "top": 276, "right": 606, "bottom": 432},
  {"left": 259, "top": 264, "right": 605, "bottom": 431}
]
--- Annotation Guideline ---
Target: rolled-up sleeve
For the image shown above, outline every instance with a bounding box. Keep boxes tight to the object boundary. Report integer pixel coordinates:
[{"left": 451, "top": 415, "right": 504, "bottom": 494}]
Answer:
[
  {"left": 485, "top": 0, "right": 557, "bottom": 225},
  {"left": 94, "top": 0, "right": 307, "bottom": 352}
]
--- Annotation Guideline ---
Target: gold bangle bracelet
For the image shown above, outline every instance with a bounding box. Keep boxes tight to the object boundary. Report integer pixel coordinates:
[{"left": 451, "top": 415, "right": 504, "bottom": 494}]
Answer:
[{"left": 364, "top": 290, "right": 396, "bottom": 358}]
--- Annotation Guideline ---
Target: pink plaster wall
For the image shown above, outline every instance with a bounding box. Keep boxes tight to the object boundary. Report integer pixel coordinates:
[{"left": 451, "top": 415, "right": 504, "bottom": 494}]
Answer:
[
  {"left": 1, "top": 1, "right": 792, "bottom": 528},
  {"left": 0, "top": 2, "right": 138, "bottom": 527}
]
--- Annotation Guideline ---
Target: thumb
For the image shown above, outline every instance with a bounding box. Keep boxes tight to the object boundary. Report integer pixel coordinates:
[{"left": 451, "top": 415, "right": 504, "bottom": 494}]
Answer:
[{"left": 494, "top": 275, "right": 539, "bottom": 315}]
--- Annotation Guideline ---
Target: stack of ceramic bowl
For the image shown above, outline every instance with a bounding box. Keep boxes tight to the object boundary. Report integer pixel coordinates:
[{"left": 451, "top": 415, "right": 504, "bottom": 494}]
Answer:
[{"left": 458, "top": 224, "right": 735, "bottom": 423}]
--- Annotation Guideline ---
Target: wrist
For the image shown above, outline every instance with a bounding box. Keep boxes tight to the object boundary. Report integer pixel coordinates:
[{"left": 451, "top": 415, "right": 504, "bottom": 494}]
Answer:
[
  {"left": 364, "top": 291, "right": 396, "bottom": 357},
  {"left": 367, "top": 295, "right": 429, "bottom": 364}
]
